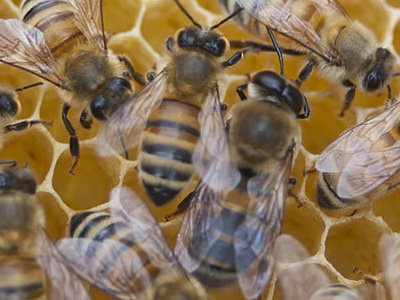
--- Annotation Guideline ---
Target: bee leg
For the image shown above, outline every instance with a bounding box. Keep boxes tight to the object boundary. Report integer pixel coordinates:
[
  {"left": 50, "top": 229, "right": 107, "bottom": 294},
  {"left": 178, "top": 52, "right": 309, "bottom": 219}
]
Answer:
[
  {"left": 79, "top": 109, "right": 92, "bottom": 130},
  {"left": 353, "top": 268, "right": 376, "bottom": 285},
  {"left": 62, "top": 104, "right": 79, "bottom": 175},
  {"left": 3, "top": 119, "right": 53, "bottom": 133},
  {"left": 288, "top": 177, "right": 305, "bottom": 207},
  {"left": 223, "top": 49, "right": 247, "bottom": 67},
  {"left": 236, "top": 84, "right": 248, "bottom": 101},
  {"left": 117, "top": 55, "right": 146, "bottom": 86},
  {"left": 340, "top": 80, "right": 356, "bottom": 117},
  {"left": 0, "top": 160, "right": 17, "bottom": 167},
  {"left": 296, "top": 59, "right": 315, "bottom": 86},
  {"left": 164, "top": 191, "right": 193, "bottom": 221},
  {"left": 302, "top": 168, "right": 316, "bottom": 176},
  {"left": 166, "top": 36, "right": 175, "bottom": 52}
]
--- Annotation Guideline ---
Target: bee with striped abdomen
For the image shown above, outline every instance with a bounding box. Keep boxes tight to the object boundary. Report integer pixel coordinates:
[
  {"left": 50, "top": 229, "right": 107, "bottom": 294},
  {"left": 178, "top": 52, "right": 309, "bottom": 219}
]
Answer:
[
  {"left": 0, "top": 165, "right": 90, "bottom": 299},
  {"left": 96, "top": 0, "right": 247, "bottom": 206},
  {"left": 274, "top": 234, "right": 364, "bottom": 300},
  {"left": 0, "top": 0, "right": 144, "bottom": 173},
  {"left": 221, "top": 0, "right": 396, "bottom": 116},
  {"left": 316, "top": 98, "right": 400, "bottom": 215},
  {"left": 174, "top": 64, "right": 306, "bottom": 299},
  {"left": 57, "top": 186, "right": 209, "bottom": 300}
]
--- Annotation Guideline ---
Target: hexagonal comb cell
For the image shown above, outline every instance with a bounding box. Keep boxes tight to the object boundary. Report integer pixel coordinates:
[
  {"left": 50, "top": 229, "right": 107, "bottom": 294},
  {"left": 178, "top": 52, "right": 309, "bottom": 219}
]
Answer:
[{"left": 0, "top": 0, "right": 398, "bottom": 299}]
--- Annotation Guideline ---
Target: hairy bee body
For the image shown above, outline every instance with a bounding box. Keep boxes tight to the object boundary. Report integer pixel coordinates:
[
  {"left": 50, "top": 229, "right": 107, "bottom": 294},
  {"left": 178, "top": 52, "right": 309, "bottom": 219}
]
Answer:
[
  {"left": 140, "top": 97, "right": 201, "bottom": 206},
  {"left": 59, "top": 187, "right": 209, "bottom": 300},
  {"left": 19, "top": 0, "right": 129, "bottom": 111},
  {"left": 176, "top": 70, "right": 306, "bottom": 300},
  {"left": 0, "top": 83, "right": 21, "bottom": 151}
]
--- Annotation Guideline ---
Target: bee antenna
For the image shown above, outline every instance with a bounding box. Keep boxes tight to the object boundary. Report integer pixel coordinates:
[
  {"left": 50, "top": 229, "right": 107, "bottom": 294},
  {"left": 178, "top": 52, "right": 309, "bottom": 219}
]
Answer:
[
  {"left": 172, "top": 0, "right": 202, "bottom": 29},
  {"left": 266, "top": 27, "right": 284, "bottom": 76},
  {"left": 100, "top": 0, "right": 107, "bottom": 52},
  {"left": 0, "top": 160, "right": 18, "bottom": 167},
  {"left": 394, "top": 71, "right": 400, "bottom": 77},
  {"left": 13, "top": 82, "right": 43, "bottom": 92},
  {"left": 210, "top": 8, "right": 244, "bottom": 30}
]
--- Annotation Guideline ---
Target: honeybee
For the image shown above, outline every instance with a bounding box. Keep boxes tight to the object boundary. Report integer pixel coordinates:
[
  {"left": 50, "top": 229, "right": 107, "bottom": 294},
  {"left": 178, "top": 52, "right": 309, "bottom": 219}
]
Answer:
[
  {"left": 315, "top": 99, "right": 400, "bottom": 215},
  {"left": 174, "top": 69, "right": 305, "bottom": 300},
  {"left": 57, "top": 186, "right": 209, "bottom": 300},
  {"left": 273, "top": 234, "right": 364, "bottom": 300},
  {"left": 221, "top": 0, "right": 395, "bottom": 116},
  {"left": 0, "top": 82, "right": 52, "bottom": 153},
  {"left": 0, "top": 0, "right": 144, "bottom": 174},
  {"left": 96, "top": 0, "right": 247, "bottom": 206},
  {"left": 0, "top": 165, "right": 90, "bottom": 299}
]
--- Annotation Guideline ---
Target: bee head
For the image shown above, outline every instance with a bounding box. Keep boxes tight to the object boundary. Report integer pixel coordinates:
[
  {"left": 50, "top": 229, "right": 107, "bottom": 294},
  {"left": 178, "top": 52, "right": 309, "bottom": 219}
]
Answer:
[
  {"left": 363, "top": 47, "right": 394, "bottom": 92},
  {"left": 250, "top": 71, "right": 307, "bottom": 118},
  {"left": 0, "top": 167, "right": 37, "bottom": 195},
  {"left": 90, "top": 77, "right": 132, "bottom": 120},
  {"left": 176, "top": 26, "right": 228, "bottom": 57},
  {"left": 0, "top": 91, "right": 19, "bottom": 119}
]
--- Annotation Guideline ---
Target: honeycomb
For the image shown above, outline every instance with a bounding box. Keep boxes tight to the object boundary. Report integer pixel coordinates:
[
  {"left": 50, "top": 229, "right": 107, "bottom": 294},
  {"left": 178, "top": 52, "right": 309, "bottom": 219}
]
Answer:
[{"left": 0, "top": 0, "right": 400, "bottom": 299}]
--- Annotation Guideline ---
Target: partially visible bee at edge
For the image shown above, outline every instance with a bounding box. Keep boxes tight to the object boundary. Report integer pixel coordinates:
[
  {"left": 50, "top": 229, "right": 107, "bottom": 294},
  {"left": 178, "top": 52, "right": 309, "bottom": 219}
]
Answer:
[
  {"left": 316, "top": 97, "right": 400, "bottom": 215},
  {"left": 0, "top": 165, "right": 90, "bottom": 299},
  {"left": 379, "top": 233, "right": 400, "bottom": 300},
  {"left": 96, "top": 0, "right": 247, "bottom": 207},
  {"left": 57, "top": 186, "right": 209, "bottom": 300},
  {"left": 220, "top": 0, "right": 396, "bottom": 116},
  {"left": 0, "top": 0, "right": 145, "bottom": 174},
  {"left": 174, "top": 57, "right": 307, "bottom": 299},
  {"left": 0, "top": 82, "right": 51, "bottom": 153},
  {"left": 273, "top": 234, "right": 364, "bottom": 300}
]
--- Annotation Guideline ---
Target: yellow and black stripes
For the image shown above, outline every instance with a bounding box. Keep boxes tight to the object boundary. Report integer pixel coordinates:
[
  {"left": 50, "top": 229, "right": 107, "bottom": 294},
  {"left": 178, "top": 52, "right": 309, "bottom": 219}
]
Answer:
[
  {"left": 140, "top": 98, "right": 201, "bottom": 206},
  {"left": 20, "top": 0, "right": 87, "bottom": 59}
]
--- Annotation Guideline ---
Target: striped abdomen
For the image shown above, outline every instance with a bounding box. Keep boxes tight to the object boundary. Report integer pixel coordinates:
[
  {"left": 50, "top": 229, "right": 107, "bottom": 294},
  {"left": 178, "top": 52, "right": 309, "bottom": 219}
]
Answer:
[
  {"left": 188, "top": 201, "right": 247, "bottom": 287},
  {"left": 139, "top": 98, "right": 201, "bottom": 206},
  {"left": 0, "top": 255, "right": 46, "bottom": 299},
  {"left": 20, "top": 0, "right": 87, "bottom": 59},
  {"left": 70, "top": 211, "right": 162, "bottom": 297}
]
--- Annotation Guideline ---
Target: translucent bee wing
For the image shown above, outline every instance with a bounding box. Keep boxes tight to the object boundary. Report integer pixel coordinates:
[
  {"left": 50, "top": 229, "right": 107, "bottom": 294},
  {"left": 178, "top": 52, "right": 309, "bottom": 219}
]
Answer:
[
  {"left": 234, "top": 150, "right": 293, "bottom": 300},
  {"left": 58, "top": 237, "right": 154, "bottom": 300},
  {"left": 273, "top": 234, "right": 330, "bottom": 300},
  {"left": 316, "top": 102, "right": 400, "bottom": 198},
  {"left": 379, "top": 233, "right": 400, "bottom": 300},
  {"left": 0, "top": 19, "right": 62, "bottom": 86},
  {"left": 64, "top": 0, "right": 103, "bottom": 49},
  {"left": 96, "top": 68, "right": 168, "bottom": 157},
  {"left": 193, "top": 86, "right": 241, "bottom": 192},
  {"left": 108, "top": 186, "right": 177, "bottom": 271},
  {"left": 175, "top": 181, "right": 225, "bottom": 273},
  {"left": 235, "top": 0, "right": 347, "bottom": 64},
  {"left": 35, "top": 228, "right": 91, "bottom": 300}
]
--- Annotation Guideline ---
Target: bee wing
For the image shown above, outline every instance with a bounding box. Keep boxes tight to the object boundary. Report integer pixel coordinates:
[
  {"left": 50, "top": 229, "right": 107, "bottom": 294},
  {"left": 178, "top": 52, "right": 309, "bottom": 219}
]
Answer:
[
  {"left": 35, "top": 228, "right": 91, "bottom": 300},
  {"left": 234, "top": 149, "right": 293, "bottom": 300},
  {"left": 316, "top": 103, "right": 400, "bottom": 199},
  {"left": 108, "top": 186, "right": 177, "bottom": 271},
  {"left": 58, "top": 237, "right": 157, "bottom": 300},
  {"left": 273, "top": 234, "right": 330, "bottom": 300},
  {"left": 0, "top": 19, "right": 61, "bottom": 85},
  {"left": 175, "top": 181, "right": 226, "bottom": 273},
  {"left": 193, "top": 86, "right": 241, "bottom": 192},
  {"left": 235, "top": 0, "right": 348, "bottom": 64},
  {"left": 64, "top": 0, "right": 104, "bottom": 49},
  {"left": 96, "top": 69, "right": 168, "bottom": 157},
  {"left": 379, "top": 233, "right": 400, "bottom": 300}
]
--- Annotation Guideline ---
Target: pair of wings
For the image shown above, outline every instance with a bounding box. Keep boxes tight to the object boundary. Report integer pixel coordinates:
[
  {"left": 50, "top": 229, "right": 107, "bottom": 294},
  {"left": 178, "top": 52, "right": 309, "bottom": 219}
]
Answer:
[
  {"left": 57, "top": 186, "right": 184, "bottom": 300},
  {"left": 32, "top": 228, "right": 91, "bottom": 299},
  {"left": 275, "top": 233, "right": 400, "bottom": 300},
  {"left": 175, "top": 144, "right": 294, "bottom": 300},
  {"left": 0, "top": 0, "right": 104, "bottom": 87},
  {"left": 235, "top": 0, "right": 351, "bottom": 64},
  {"left": 96, "top": 68, "right": 240, "bottom": 193},
  {"left": 316, "top": 102, "right": 400, "bottom": 199}
]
